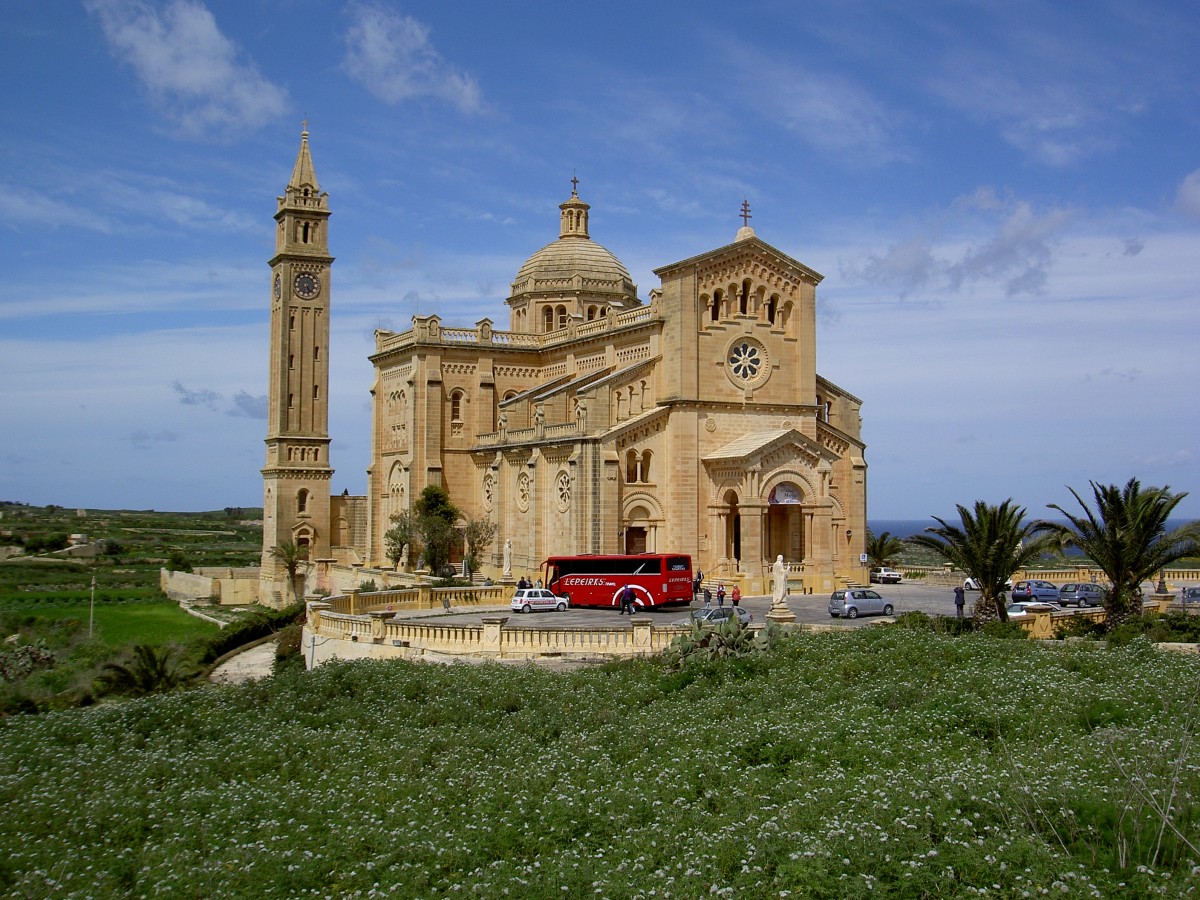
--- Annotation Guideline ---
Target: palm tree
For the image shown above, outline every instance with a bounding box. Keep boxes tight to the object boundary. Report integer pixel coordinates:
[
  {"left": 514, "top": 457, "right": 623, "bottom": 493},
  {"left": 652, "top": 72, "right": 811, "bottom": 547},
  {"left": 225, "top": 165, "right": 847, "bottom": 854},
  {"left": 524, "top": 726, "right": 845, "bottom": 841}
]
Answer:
[
  {"left": 1038, "top": 479, "right": 1200, "bottom": 628},
  {"left": 865, "top": 529, "right": 907, "bottom": 568},
  {"left": 99, "top": 644, "right": 189, "bottom": 698},
  {"left": 269, "top": 541, "right": 309, "bottom": 602},
  {"left": 910, "top": 500, "right": 1055, "bottom": 623}
]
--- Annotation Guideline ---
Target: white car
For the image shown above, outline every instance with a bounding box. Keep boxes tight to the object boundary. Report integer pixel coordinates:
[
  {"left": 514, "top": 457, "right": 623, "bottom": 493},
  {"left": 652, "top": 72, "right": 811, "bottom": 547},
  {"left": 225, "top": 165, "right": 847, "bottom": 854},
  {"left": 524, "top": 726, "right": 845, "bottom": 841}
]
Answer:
[
  {"left": 510, "top": 587, "right": 569, "bottom": 613},
  {"left": 870, "top": 567, "right": 903, "bottom": 584},
  {"left": 1005, "top": 601, "right": 1061, "bottom": 617},
  {"left": 964, "top": 577, "right": 1013, "bottom": 591}
]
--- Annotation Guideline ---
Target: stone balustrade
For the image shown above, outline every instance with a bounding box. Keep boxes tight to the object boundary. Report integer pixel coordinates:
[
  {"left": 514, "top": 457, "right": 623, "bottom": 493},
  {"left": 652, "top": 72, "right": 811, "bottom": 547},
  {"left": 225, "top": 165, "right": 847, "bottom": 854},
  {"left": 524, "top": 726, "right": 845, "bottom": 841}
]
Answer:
[
  {"left": 304, "top": 603, "right": 685, "bottom": 666},
  {"left": 374, "top": 306, "right": 656, "bottom": 357},
  {"left": 899, "top": 565, "right": 1200, "bottom": 589},
  {"left": 319, "top": 584, "right": 508, "bottom": 615}
]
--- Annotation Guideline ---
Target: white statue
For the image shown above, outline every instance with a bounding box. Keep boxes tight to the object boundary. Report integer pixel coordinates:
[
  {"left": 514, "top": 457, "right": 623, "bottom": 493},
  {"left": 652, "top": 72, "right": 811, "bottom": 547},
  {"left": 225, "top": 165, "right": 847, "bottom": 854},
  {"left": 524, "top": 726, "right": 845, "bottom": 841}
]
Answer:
[
  {"left": 772, "top": 554, "right": 787, "bottom": 603},
  {"left": 503, "top": 539, "right": 513, "bottom": 578},
  {"left": 400, "top": 543, "right": 409, "bottom": 572}
]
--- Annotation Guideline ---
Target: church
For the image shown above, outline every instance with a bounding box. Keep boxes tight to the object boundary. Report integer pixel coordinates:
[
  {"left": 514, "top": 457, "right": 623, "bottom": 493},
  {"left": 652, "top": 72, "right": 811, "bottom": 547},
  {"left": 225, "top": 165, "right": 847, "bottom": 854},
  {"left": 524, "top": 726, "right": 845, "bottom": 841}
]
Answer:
[{"left": 259, "top": 128, "right": 868, "bottom": 603}]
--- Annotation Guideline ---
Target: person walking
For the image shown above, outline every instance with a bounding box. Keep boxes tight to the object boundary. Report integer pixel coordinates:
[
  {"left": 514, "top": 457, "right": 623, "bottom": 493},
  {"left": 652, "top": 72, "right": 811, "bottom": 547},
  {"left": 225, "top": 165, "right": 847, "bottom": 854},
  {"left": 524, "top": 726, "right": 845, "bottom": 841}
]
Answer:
[
  {"left": 703, "top": 586, "right": 712, "bottom": 607},
  {"left": 954, "top": 584, "right": 965, "bottom": 619},
  {"left": 619, "top": 583, "right": 634, "bottom": 615},
  {"left": 731, "top": 585, "right": 741, "bottom": 607},
  {"left": 716, "top": 583, "right": 726, "bottom": 607}
]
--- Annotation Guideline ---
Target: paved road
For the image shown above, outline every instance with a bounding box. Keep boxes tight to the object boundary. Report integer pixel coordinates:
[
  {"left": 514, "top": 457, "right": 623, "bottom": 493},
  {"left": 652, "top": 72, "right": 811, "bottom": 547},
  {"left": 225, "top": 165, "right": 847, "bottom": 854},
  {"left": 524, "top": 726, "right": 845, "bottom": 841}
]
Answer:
[
  {"left": 398, "top": 580, "right": 975, "bottom": 630},
  {"left": 210, "top": 640, "right": 277, "bottom": 684}
]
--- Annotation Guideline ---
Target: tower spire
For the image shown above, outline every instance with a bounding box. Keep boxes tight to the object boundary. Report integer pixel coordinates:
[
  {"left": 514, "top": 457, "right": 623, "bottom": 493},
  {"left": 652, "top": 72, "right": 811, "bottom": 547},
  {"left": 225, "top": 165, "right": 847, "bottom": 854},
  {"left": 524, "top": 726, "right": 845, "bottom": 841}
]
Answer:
[{"left": 288, "top": 122, "right": 320, "bottom": 194}]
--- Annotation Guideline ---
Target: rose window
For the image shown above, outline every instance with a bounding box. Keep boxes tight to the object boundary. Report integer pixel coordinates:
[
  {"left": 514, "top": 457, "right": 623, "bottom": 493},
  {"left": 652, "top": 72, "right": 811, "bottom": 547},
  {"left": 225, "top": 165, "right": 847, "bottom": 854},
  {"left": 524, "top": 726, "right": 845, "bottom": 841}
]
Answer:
[
  {"left": 556, "top": 471, "right": 571, "bottom": 511},
  {"left": 728, "top": 342, "right": 762, "bottom": 380}
]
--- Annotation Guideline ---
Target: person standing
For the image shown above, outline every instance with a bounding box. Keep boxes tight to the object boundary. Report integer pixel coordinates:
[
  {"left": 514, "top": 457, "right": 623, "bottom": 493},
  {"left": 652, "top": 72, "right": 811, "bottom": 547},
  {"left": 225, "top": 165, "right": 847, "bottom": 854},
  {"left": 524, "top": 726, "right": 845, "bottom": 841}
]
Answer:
[
  {"left": 954, "top": 584, "right": 965, "bottom": 619},
  {"left": 731, "top": 585, "right": 741, "bottom": 607},
  {"left": 717, "top": 583, "right": 726, "bottom": 607},
  {"left": 619, "top": 583, "right": 634, "bottom": 615}
]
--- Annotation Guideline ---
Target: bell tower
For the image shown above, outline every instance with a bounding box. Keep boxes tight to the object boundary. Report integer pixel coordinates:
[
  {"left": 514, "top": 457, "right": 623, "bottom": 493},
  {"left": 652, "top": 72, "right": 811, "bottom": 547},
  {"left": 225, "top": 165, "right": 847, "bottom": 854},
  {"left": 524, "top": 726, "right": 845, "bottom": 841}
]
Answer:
[{"left": 261, "top": 125, "right": 335, "bottom": 604}]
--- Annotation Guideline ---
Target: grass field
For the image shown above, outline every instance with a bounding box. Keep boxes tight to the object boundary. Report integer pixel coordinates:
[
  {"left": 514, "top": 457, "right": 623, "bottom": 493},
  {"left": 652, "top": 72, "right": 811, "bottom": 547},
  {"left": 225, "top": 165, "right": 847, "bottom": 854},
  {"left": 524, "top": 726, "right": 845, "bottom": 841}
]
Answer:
[
  {"left": 1, "top": 626, "right": 1198, "bottom": 898},
  {"left": 1, "top": 599, "right": 219, "bottom": 647}
]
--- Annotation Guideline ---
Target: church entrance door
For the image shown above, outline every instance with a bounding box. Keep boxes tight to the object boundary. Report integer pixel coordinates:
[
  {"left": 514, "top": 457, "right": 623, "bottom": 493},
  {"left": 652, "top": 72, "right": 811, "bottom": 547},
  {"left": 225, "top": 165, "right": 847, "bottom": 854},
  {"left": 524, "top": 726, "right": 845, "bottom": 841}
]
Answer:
[
  {"left": 624, "top": 527, "right": 647, "bottom": 555},
  {"left": 766, "top": 481, "right": 804, "bottom": 564}
]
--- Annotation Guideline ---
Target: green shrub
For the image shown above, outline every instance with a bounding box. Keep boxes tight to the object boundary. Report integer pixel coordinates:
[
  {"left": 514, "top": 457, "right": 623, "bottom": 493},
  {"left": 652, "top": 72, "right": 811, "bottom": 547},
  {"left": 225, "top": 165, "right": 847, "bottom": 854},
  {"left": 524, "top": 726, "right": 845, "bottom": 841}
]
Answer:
[{"left": 195, "top": 601, "right": 304, "bottom": 664}]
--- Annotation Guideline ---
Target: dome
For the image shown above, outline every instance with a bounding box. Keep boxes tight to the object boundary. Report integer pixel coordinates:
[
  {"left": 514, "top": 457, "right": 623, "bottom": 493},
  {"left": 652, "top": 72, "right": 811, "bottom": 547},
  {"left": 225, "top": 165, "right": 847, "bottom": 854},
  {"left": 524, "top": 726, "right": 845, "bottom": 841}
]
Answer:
[
  {"left": 508, "top": 186, "right": 637, "bottom": 302},
  {"left": 511, "top": 236, "right": 636, "bottom": 297}
]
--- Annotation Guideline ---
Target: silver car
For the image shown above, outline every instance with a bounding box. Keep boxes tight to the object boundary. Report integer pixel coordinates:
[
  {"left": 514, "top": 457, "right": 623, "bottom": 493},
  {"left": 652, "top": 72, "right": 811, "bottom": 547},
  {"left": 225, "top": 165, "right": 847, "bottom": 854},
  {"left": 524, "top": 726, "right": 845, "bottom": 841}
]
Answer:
[
  {"left": 1058, "top": 582, "right": 1108, "bottom": 608},
  {"left": 1011, "top": 580, "right": 1059, "bottom": 602},
  {"left": 676, "top": 606, "right": 752, "bottom": 626},
  {"left": 828, "top": 588, "right": 894, "bottom": 619}
]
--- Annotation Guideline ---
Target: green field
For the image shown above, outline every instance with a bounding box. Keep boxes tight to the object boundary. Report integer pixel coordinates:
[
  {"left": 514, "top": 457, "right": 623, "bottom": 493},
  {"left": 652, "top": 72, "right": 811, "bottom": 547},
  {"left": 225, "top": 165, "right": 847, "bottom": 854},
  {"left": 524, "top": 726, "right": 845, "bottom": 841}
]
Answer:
[
  {"left": 1, "top": 599, "right": 219, "bottom": 647},
  {"left": 1, "top": 504, "right": 263, "bottom": 712},
  {"left": 1, "top": 627, "right": 1198, "bottom": 898}
]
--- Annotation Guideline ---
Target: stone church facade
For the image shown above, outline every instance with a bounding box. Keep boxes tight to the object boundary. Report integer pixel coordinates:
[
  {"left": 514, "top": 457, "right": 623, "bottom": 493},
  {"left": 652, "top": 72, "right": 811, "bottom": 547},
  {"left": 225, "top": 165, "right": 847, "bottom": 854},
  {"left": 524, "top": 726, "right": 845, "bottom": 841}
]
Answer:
[{"left": 262, "top": 130, "right": 868, "bottom": 601}]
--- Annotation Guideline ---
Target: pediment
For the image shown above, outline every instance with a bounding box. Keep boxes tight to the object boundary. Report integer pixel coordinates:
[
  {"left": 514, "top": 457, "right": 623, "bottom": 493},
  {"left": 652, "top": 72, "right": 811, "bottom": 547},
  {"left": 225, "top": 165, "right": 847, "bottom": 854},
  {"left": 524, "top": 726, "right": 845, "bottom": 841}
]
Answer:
[
  {"left": 654, "top": 235, "right": 823, "bottom": 293},
  {"left": 703, "top": 428, "right": 837, "bottom": 470}
]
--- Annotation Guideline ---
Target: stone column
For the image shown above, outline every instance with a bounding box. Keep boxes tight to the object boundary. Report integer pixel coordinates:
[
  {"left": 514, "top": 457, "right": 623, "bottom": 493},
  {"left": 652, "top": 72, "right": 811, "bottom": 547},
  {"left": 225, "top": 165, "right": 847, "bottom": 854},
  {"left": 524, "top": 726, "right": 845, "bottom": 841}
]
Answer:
[{"left": 481, "top": 616, "right": 507, "bottom": 658}]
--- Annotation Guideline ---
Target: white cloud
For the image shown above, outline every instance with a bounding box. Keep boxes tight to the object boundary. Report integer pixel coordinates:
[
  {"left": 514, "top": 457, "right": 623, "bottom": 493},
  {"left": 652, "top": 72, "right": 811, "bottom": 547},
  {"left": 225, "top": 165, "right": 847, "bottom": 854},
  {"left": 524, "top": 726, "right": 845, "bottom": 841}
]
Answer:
[
  {"left": 731, "top": 60, "right": 905, "bottom": 167},
  {"left": 85, "top": 0, "right": 287, "bottom": 137},
  {"left": 0, "top": 186, "right": 115, "bottom": 233},
  {"left": 844, "top": 194, "right": 1073, "bottom": 297},
  {"left": 342, "top": 3, "right": 482, "bottom": 113},
  {"left": 1175, "top": 168, "right": 1200, "bottom": 217}
]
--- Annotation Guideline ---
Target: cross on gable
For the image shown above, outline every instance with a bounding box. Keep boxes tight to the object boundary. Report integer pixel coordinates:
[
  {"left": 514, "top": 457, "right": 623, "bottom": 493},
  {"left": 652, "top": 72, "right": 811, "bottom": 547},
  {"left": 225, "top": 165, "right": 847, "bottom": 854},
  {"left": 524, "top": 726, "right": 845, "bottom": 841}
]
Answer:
[{"left": 740, "top": 199, "right": 752, "bottom": 227}]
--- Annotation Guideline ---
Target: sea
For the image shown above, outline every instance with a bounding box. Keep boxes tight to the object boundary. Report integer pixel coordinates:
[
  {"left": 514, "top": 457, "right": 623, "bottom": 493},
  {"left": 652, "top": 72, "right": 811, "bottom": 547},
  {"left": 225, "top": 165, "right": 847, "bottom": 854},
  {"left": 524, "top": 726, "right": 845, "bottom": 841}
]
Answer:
[{"left": 870, "top": 518, "right": 1197, "bottom": 542}]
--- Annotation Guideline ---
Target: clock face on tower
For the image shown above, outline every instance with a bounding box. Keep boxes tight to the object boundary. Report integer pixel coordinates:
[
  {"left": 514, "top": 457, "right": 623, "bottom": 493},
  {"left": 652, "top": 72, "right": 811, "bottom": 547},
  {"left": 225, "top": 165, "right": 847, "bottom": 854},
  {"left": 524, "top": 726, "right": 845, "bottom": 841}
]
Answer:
[{"left": 293, "top": 272, "right": 320, "bottom": 299}]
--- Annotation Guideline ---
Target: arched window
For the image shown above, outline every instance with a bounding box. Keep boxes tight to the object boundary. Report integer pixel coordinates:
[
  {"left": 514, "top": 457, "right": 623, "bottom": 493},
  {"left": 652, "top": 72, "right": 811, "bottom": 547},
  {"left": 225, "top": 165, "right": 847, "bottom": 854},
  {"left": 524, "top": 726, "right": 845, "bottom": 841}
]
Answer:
[
  {"left": 640, "top": 450, "right": 652, "bottom": 483},
  {"left": 712, "top": 290, "right": 723, "bottom": 321},
  {"left": 556, "top": 305, "right": 568, "bottom": 329},
  {"left": 739, "top": 279, "right": 751, "bottom": 315},
  {"left": 766, "top": 293, "right": 779, "bottom": 325},
  {"left": 297, "top": 489, "right": 309, "bottom": 514},
  {"left": 626, "top": 449, "right": 639, "bottom": 483},
  {"left": 450, "top": 390, "right": 464, "bottom": 422},
  {"left": 587, "top": 305, "right": 598, "bottom": 320},
  {"left": 543, "top": 307, "right": 554, "bottom": 332}
]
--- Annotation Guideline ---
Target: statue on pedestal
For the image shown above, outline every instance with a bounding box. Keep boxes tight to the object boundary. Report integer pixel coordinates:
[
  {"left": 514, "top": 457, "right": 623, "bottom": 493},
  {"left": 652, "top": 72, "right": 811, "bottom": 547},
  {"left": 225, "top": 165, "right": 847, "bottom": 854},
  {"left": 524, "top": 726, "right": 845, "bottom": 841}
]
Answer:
[
  {"left": 767, "top": 554, "right": 796, "bottom": 623},
  {"left": 503, "top": 539, "right": 513, "bottom": 579}
]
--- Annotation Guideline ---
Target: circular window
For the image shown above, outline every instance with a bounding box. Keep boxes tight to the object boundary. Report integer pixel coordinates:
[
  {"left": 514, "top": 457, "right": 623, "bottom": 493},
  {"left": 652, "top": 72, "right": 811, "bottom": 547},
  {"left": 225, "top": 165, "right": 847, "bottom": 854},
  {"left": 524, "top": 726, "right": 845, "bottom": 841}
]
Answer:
[{"left": 725, "top": 337, "right": 770, "bottom": 388}]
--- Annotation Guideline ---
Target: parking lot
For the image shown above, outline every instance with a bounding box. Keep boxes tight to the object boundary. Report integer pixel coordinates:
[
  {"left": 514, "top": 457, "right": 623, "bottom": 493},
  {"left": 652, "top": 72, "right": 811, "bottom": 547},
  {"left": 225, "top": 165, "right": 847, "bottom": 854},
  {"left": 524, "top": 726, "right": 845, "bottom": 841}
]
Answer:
[{"left": 401, "top": 579, "right": 992, "bottom": 630}]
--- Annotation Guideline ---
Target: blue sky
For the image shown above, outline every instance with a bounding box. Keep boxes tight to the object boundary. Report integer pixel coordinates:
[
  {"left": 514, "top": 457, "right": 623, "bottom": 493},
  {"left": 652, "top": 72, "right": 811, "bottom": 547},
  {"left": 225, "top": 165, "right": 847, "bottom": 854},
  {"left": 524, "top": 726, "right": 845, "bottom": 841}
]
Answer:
[{"left": 3, "top": 0, "right": 1199, "bottom": 519}]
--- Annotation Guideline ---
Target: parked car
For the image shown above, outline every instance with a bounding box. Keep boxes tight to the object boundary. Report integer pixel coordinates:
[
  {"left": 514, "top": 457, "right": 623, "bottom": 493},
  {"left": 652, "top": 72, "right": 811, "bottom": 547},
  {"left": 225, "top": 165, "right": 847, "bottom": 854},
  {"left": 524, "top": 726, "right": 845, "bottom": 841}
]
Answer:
[
  {"left": 675, "top": 606, "right": 752, "bottom": 627},
  {"left": 1010, "top": 580, "right": 1059, "bottom": 602},
  {"left": 1058, "top": 582, "right": 1108, "bottom": 608},
  {"left": 870, "top": 567, "right": 902, "bottom": 584},
  {"left": 828, "top": 588, "right": 895, "bottom": 619},
  {"left": 963, "top": 577, "right": 1013, "bottom": 591},
  {"left": 510, "top": 587, "right": 569, "bottom": 613},
  {"left": 1006, "top": 600, "right": 1062, "bottom": 617}
]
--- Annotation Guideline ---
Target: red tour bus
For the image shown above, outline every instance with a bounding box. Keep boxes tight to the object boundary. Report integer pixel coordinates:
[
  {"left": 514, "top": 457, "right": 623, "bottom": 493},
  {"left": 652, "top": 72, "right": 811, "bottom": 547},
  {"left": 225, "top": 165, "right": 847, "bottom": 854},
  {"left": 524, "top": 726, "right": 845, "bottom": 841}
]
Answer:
[{"left": 543, "top": 553, "right": 694, "bottom": 610}]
